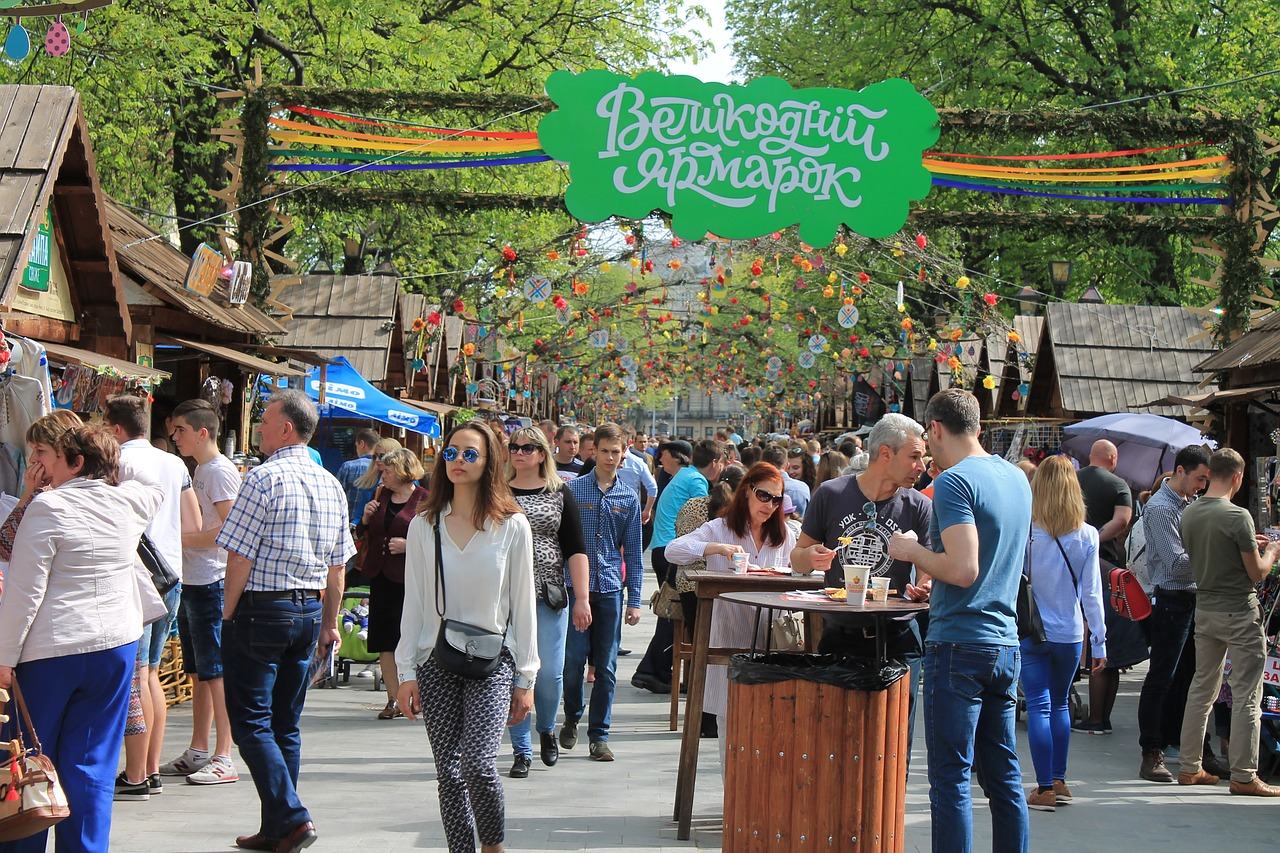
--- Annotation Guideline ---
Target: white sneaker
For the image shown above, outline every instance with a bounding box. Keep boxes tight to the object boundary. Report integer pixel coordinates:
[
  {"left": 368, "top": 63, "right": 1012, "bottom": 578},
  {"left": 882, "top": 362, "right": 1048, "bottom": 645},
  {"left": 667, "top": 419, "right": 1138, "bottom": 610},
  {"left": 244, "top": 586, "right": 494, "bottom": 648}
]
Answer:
[
  {"left": 158, "top": 748, "right": 210, "bottom": 776},
  {"left": 186, "top": 756, "right": 240, "bottom": 785},
  {"left": 356, "top": 663, "right": 377, "bottom": 678}
]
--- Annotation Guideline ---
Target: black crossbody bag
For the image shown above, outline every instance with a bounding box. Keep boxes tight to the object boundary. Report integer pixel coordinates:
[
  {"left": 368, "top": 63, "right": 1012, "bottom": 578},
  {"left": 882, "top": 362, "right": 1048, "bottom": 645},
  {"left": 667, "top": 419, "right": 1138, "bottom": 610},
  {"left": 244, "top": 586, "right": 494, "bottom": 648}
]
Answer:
[
  {"left": 430, "top": 520, "right": 507, "bottom": 679},
  {"left": 1016, "top": 524, "right": 1047, "bottom": 644}
]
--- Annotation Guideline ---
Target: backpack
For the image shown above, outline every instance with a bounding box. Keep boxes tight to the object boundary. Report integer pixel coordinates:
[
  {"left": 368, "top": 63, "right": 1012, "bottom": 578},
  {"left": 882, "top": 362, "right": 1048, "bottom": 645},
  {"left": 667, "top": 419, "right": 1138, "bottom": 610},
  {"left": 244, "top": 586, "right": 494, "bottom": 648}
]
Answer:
[{"left": 1125, "top": 513, "right": 1152, "bottom": 593}]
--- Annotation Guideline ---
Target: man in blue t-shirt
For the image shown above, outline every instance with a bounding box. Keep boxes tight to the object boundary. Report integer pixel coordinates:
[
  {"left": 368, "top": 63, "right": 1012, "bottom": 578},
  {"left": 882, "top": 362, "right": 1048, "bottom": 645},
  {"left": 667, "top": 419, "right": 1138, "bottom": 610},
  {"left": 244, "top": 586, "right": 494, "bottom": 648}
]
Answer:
[{"left": 888, "top": 388, "right": 1031, "bottom": 853}]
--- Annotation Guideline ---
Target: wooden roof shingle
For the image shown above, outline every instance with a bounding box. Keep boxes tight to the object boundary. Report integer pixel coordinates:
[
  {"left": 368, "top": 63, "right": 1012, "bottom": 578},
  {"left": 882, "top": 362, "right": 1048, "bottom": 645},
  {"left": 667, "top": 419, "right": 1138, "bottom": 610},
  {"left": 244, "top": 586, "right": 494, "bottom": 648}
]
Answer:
[
  {"left": 276, "top": 275, "right": 399, "bottom": 382},
  {"left": 106, "top": 200, "right": 286, "bottom": 338},
  {"left": 1045, "top": 303, "right": 1215, "bottom": 418}
]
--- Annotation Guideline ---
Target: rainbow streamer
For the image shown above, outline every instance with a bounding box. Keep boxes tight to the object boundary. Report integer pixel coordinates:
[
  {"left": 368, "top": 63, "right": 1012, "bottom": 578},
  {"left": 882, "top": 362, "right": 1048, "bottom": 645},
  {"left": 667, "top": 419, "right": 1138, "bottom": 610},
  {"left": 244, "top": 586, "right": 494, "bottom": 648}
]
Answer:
[{"left": 266, "top": 105, "right": 1234, "bottom": 204}]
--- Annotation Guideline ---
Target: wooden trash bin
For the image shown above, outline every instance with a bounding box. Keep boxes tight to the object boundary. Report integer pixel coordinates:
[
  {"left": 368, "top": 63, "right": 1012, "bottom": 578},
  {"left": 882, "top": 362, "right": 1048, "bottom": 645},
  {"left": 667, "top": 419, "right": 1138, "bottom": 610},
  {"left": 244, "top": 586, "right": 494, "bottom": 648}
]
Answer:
[{"left": 724, "top": 655, "right": 909, "bottom": 853}]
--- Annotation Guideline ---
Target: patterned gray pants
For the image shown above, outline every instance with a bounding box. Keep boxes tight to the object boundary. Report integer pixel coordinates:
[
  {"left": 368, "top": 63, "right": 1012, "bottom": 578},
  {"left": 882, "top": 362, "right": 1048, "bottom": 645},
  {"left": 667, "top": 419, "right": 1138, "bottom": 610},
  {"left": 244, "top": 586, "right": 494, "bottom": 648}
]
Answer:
[{"left": 418, "top": 652, "right": 514, "bottom": 852}]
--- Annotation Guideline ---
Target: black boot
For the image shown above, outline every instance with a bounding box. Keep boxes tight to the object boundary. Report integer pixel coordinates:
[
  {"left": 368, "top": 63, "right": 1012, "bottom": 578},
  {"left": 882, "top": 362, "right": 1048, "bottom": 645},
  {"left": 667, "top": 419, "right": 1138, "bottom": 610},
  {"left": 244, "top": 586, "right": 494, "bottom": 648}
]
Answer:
[{"left": 540, "top": 731, "right": 559, "bottom": 767}]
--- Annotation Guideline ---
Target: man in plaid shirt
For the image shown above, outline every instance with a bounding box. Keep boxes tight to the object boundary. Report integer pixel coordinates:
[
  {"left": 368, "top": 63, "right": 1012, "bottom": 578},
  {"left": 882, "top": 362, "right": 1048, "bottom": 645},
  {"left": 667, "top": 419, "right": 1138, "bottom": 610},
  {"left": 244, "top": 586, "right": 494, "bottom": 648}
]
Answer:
[{"left": 216, "top": 390, "right": 356, "bottom": 853}]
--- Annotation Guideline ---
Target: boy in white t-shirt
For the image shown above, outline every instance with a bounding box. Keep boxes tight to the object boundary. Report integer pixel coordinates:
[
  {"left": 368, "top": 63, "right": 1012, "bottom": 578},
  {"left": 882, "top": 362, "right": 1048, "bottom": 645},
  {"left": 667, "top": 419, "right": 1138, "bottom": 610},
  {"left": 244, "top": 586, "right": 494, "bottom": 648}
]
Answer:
[{"left": 159, "top": 399, "right": 243, "bottom": 786}]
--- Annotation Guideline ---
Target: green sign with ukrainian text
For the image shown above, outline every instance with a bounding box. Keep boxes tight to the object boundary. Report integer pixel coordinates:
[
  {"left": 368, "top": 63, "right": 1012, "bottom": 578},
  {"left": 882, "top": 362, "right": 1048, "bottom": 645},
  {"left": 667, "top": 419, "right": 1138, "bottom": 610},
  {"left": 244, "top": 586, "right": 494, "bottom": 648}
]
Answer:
[
  {"left": 538, "top": 72, "right": 939, "bottom": 244},
  {"left": 20, "top": 207, "right": 51, "bottom": 293}
]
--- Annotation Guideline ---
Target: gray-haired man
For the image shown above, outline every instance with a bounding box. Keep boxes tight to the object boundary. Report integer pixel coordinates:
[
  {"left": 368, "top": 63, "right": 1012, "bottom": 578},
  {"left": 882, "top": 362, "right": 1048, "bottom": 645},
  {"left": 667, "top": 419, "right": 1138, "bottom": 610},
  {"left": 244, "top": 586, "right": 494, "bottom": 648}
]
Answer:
[
  {"left": 217, "top": 390, "right": 356, "bottom": 852},
  {"left": 791, "top": 412, "right": 933, "bottom": 750}
]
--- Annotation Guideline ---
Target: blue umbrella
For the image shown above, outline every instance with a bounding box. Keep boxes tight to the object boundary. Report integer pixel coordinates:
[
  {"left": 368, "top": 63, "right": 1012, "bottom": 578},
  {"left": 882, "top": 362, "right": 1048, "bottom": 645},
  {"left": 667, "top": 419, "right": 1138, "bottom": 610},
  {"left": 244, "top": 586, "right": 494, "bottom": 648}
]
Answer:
[{"left": 1061, "top": 413, "right": 1215, "bottom": 493}]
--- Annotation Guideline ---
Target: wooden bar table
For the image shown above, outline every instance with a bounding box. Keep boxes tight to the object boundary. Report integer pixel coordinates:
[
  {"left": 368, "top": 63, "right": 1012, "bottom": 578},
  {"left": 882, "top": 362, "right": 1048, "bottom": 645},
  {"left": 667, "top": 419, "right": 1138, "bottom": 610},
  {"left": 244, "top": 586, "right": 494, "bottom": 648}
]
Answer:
[
  {"left": 717, "top": 592, "right": 928, "bottom": 853},
  {"left": 671, "top": 569, "right": 826, "bottom": 840}
]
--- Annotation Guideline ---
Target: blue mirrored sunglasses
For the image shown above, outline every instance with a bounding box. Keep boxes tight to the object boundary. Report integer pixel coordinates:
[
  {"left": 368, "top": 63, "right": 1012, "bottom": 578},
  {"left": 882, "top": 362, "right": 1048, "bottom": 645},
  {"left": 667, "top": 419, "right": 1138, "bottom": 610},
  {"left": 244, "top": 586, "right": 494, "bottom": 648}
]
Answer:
[
  {"left": 863, "top": 500, "right": 878, "bottom": 532},
  {"left": 442, "top": 447, "right": 483, "bottom": 464}
]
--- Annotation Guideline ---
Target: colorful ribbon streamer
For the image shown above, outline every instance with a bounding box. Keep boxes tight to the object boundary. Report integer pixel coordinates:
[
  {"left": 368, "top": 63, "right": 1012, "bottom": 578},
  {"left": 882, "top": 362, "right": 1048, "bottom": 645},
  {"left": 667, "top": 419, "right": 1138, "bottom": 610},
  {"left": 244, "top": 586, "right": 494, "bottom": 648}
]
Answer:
[
  {"left": 284, "top": 105, "right": 537, "bottom": 140},
  {"left": 932, "top": 177, "right": 1229, "bottom": 205},
  {"left": 269, "top": 154, "right": 552, "bottom": 172}
]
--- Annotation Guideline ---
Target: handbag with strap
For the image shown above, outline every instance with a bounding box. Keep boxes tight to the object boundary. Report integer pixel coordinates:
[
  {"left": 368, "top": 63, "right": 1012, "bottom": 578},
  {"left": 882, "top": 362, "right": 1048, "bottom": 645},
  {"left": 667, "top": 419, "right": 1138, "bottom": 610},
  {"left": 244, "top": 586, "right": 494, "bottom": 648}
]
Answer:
[
  {"left": 1109, "top": 566, "right": 1153, "bottom": 621},
  {"left": 649, "top": 581, "right": 682, "bottom": 620},
  {"left": 352, "top": 485, "right": 383, "bottom": 572},
  {"left": 1016, "top": 525, "right": 1047, "bottom": 644},
  {"left": 430, "top": 520, "right": 507, "bottom": 680},
  {"left": 0, "top": 679, "right": 70, "bottom": 842},
  {"left": 137, "top": 533, "right": 179, "bottom": 595}
]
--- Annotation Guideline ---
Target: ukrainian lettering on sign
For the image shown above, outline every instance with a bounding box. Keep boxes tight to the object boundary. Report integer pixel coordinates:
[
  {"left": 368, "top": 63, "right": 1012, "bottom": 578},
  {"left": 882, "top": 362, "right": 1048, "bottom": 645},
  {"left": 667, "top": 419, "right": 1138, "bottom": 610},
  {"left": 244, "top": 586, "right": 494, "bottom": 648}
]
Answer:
[{"left": 538, "top": 71, "right": 939, "bottom": 244}]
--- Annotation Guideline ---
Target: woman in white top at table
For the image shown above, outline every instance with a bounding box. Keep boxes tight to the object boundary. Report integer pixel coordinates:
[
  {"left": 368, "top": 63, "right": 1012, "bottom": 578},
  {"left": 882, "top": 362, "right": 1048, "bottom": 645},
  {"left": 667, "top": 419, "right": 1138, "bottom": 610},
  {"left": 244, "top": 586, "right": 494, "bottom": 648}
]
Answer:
[
  {"left": 396, "top": 421, "right": 538, "bottom": 853},
  {"left": 663, "top": 462, "right": 799, "bottom": 769}
]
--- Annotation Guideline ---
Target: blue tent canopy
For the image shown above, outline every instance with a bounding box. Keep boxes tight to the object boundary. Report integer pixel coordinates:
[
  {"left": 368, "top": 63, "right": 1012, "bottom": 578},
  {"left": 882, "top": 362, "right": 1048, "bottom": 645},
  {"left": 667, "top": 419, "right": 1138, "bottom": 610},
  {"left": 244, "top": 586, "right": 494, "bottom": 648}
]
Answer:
[{"left": 264, "top": 356, "right": 440, "bottom": 438}]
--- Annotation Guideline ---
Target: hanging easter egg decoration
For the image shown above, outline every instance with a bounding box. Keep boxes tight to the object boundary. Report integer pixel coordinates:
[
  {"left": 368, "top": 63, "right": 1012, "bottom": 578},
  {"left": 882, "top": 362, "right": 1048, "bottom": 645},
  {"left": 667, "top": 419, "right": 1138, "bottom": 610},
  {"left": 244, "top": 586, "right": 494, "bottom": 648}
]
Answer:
[
  {"left": 766, "top": 356, "right": 782, "bottom": 371},
  {"left": 798, "top": 351, "right": 816, "bottom": 369},
  {"left": 75, "top": 11, "right": 89, "bottom": 35},
  {"left": 1018, "top": 382, "right": 1031, "bottom": 397},
  {"left": 838, "top": 304, "right": 860, "bottom": 328},
  {"left": 754, "top": 386, "right": 768, "bottom": 399},
  {"left": 555, "top": 307, "right": 571, "bottom": 327},
  {"left": 5, "top": 23, "right": 31, "bottom": 61},
  {"left": 807, "top": 334, "right": 827, "bottom": 354},
  {"left": 466, "top": 382, "right": 479, "bottom": 395},
  {"left": 524, "top": 275, "right": 551, "bottom": 302},
  {"left": 45, "top": 17, "right": 69, "bottom": 57},
  {"left": 587, "top": 329, "right": 609, "bottom": 349}
]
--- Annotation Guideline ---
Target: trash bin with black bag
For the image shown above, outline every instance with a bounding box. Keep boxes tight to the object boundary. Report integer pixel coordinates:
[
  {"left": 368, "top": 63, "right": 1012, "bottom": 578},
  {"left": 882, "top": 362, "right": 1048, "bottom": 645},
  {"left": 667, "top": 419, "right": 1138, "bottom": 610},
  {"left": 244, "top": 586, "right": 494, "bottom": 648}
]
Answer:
[{"left": 724, "top": 652, "right": 909, "bottom": 853}]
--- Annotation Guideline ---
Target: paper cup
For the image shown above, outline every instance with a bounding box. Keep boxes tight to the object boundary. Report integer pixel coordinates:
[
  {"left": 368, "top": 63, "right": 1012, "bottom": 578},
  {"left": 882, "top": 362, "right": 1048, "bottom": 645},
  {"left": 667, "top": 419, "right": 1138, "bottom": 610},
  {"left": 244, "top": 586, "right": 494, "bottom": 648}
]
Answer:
[
  {"left": 844, "top": 564, "right": 869, "bottom": 606},
  {"left": 869, "top": 576, "right": 891, "bottom": 602},
  {"left": 732, "top": 552, "right": 748, "bottom": 574}
]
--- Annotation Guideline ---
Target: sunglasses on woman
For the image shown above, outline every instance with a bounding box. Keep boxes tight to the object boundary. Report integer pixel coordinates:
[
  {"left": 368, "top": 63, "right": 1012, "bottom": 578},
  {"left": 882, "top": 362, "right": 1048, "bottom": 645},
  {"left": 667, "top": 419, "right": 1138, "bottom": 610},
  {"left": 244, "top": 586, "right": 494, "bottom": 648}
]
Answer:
[
  {"left": 752, "top": 487, "right": 785, "bottom": 506},
  {"left": 442, "top": 447, "right": 483, "bottom": 464},
  {"left": 508, "top": 442, "right": 540, "bottom": 456}
]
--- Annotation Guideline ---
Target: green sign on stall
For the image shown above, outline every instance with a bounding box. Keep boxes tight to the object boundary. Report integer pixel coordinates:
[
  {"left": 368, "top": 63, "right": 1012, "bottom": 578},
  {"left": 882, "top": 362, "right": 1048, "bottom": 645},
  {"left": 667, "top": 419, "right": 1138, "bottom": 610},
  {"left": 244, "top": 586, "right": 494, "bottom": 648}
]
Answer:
[
  {"left": 538, "top": 71, "right": 939, "bottom": 244},
  {"left": 20, "top": 207, "right": 51, "bottom": 293}
]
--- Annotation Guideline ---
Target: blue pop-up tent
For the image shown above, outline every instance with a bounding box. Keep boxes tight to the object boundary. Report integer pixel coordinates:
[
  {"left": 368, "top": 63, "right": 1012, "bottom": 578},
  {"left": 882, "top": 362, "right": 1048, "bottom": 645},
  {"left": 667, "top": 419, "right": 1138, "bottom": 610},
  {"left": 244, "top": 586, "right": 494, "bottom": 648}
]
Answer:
[{"left": 264, "top": 356, "right": 440, "bottom": 438}]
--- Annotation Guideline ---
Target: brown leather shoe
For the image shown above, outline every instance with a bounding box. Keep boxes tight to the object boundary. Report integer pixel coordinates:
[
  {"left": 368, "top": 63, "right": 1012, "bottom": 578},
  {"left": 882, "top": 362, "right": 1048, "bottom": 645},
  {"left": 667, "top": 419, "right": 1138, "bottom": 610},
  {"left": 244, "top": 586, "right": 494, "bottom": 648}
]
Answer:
[
  {"left": 1177, "top": 769, "right": 1220, "bottom": 786},
  {"left": 275, "top": 821, "right": 317, "bottom": 853},
  {"left": 235, "top": 833, "right": 278, "bottom": 852},
  {"left": 1229, "top": 776, "right": 1280, "bottom": 797}
]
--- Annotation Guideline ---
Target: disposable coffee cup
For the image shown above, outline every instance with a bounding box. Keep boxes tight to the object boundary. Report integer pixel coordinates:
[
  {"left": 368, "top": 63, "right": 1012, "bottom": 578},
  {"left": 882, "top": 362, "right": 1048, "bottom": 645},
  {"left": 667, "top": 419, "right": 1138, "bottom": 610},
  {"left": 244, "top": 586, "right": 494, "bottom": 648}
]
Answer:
[
  {"left": 869, "top": 576, "right": 891, "bottom": 602},
  {"left": 732, "top": 552, "right": 748, "bottom": 574},
  {"left": 844, "top": 564, "right": 869, "bottom": 606}
]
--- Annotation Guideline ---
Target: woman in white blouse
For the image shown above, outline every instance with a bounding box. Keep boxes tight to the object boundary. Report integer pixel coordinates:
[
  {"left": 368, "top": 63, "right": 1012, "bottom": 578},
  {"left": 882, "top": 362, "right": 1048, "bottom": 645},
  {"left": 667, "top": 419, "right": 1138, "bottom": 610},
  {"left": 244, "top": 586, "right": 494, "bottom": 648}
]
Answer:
[
  {"left": 396, "top": 421, "right": 538, "bottom": 853},
  {"left": 663, "top": 462, "right": 798, "bottom": 765},
  {"left": 0, "top": 423, "right": 163, "bottom": 853}
]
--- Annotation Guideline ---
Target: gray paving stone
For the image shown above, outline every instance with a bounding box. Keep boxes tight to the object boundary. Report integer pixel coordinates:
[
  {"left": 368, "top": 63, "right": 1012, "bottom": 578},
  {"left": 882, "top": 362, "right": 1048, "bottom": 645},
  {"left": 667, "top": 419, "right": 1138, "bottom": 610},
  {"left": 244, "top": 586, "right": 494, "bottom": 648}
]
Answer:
[{"left": 105, "top": 622, "right": 1279, "bottom": 851}]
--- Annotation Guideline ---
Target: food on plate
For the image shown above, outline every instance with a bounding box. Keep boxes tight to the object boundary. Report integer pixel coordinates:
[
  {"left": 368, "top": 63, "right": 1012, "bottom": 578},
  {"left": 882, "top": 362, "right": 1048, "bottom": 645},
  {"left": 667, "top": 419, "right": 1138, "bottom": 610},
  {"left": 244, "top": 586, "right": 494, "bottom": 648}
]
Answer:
[{"left": 824, "top": 587, "right": 848, "bottom": 601}]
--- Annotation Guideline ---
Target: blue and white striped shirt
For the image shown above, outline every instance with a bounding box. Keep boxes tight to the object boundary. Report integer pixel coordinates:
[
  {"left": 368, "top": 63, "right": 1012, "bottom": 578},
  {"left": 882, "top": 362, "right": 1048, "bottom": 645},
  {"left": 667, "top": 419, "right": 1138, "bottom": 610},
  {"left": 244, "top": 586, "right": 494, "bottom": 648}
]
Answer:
[
  {"left": 567, "top": 472, "right": 644, "bottom": 608},
  {"left": 216, "top": 445, "right": 356, "bottom": 591}
]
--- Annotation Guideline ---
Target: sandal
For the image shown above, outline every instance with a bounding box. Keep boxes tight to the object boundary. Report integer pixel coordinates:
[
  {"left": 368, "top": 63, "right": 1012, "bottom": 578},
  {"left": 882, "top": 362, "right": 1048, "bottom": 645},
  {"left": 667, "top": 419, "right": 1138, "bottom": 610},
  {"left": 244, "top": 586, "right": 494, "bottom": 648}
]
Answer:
[{"left": 377, "top": 701, "right": 403, "bottom": 720}]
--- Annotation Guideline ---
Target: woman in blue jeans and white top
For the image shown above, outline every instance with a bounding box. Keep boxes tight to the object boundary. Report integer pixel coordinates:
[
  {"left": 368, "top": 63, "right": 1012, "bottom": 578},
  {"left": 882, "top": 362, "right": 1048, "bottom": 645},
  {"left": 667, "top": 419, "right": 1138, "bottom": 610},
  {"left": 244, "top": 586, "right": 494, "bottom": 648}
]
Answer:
[
  {"left": 503, "top": 425, "right": 591, "bottom": 778},
  {"left": 397, "top": 421, "right": 538, "bottom": 853},
  {"left": 1022, "top": 455, "right": 1108, "bottom": 812}
]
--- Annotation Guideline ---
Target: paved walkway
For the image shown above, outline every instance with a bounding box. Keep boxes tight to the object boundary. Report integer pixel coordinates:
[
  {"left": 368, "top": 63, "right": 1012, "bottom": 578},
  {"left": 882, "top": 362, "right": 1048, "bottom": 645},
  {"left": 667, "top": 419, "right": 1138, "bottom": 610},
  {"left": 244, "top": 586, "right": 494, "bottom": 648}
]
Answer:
[{"left": 110, "top": 628, "right": 1279, "bottom": 852}]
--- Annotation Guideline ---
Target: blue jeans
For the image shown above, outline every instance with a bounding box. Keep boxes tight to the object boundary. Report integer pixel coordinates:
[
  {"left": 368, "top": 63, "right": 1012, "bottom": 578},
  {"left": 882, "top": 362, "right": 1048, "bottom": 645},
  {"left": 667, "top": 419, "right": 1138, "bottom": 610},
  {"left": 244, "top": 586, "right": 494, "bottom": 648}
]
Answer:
[
  {"left": 4, "top": 642, "right": 136, "bottom": 853},
  {"left": 1019, "top": 639, "right": 1081, "bottom": 787},
  {"left": 562, "top": 588, "right": 622, "bottom": 742},
  {"left": 1137, "top": 592, "right": 1196, "bottom": 752},
  {"left": 138, "top": 583, "right": 181, "bottom": 668},
  {"left": 509, "top": 599, "right": 569, "bottom": 757},
  {"left": 177, "top": 581, "right": 225, "bottom": 680},
  {"left": 222, "top": 593, "right": 322, "bottom": 840},
  {"left": 923, "top": 642, "right": 1028, "bottom": 853}
]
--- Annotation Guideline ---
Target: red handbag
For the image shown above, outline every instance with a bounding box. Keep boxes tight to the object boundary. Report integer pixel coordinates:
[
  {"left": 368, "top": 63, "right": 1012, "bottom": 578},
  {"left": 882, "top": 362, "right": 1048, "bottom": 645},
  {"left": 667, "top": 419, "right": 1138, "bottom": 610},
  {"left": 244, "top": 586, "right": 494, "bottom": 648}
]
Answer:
[{"left": 1109, "top": 567, "right": 1152, "bottom": 621}]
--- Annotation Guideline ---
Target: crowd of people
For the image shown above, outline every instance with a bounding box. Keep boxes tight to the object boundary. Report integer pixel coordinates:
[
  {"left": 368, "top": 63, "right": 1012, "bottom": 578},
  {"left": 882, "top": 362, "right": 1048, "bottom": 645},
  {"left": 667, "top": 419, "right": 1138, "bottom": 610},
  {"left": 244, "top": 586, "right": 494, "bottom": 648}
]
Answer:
[{"left": 0, "top": 385, "right": 1278, "bottom": 853}]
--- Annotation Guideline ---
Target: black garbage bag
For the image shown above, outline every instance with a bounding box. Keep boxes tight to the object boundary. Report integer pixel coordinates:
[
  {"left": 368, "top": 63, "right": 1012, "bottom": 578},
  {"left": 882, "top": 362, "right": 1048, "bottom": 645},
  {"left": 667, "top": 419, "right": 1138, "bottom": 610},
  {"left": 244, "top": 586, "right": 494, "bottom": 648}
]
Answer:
[{"left": 727, "top": 653, "right": 907, "bottom": 692}]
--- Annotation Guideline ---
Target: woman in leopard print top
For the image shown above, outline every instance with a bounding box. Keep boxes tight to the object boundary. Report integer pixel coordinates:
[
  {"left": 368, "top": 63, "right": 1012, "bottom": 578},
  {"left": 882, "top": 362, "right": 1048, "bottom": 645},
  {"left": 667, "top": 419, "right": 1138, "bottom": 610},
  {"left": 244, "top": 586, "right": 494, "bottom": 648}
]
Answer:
[{"left": 503, "top": 426, "right": 588, "bottom": 777}]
